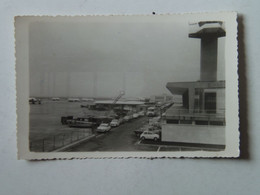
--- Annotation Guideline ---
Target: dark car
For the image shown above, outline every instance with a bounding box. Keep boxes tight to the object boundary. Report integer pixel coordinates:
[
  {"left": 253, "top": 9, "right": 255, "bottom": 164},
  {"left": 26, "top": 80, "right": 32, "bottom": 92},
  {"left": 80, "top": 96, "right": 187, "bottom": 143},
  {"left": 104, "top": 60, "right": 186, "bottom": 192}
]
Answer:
[{"left": 29, "top": 98, "right": 41, "bottom": 104}]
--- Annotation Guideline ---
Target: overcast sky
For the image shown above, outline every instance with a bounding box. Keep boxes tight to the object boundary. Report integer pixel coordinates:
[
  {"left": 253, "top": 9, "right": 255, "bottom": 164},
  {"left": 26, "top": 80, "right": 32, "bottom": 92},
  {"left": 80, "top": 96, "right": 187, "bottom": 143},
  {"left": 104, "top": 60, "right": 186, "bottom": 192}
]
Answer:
[{"left": 29, "top": 16, "right": 225, "bottom": 98}]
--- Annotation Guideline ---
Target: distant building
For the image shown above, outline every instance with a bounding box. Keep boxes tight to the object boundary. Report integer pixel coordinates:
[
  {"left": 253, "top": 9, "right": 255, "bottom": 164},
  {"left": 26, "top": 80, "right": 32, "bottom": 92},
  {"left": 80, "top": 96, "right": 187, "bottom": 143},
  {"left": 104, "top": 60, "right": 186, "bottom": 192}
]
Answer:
[
  {"left": 93, "top": 100, "right": 146, "bottom": 112},
  {"left": 150, "top": 94, "right": 173, "bottom": 103},
  {"left": 162, "top": 21, "right": 226, "bottom": 147}
]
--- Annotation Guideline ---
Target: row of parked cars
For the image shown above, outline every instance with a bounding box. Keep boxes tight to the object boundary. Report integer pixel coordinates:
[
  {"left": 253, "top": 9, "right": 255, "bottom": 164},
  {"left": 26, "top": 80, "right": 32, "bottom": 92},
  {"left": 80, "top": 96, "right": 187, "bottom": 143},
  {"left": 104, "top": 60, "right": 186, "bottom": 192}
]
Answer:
[
  {"left": 96, "top": 111, "right": 145, "bottom": 133},
  {"left": 122, "top": 111, "right": 145, "bottom": 122}
]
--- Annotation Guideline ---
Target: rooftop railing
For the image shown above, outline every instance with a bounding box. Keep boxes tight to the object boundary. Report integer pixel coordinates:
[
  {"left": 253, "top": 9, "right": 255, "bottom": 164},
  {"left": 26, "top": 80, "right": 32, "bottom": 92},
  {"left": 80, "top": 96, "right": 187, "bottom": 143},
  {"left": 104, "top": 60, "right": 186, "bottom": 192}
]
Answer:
[{"left": 165, "top": 108, "right": 225, "bottom": 121}]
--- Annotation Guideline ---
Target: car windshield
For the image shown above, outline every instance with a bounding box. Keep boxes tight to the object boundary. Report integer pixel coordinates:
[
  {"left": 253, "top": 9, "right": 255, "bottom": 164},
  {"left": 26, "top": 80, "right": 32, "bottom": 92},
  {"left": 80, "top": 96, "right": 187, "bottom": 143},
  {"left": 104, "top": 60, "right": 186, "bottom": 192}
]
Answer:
[{"left": 101, "top": 124, "right": 108, "bottom": 127}]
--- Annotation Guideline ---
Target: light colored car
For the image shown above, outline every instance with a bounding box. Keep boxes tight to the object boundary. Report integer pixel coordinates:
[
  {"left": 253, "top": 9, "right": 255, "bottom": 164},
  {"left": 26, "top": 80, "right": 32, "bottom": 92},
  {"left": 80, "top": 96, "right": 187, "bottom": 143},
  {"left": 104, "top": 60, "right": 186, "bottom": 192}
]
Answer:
[
  {"left": 138, "top": 111, "right": 145, "bottom": 116},
  {"left": 96, "top": 123, "right": 111, "bottom": 133},
  {"left": 147, "top": 111, "right": 156, "bottom": 117},
  {"left": 123, "top": 115, "right": 130, "bottom": 122},
  {"left": 140, "top": 131, "right": 160, "bottom": 141},
  {"left": 147, "top": 107, "right": 156, "bottom": 117},
  {"left": 133, "top": 113, "right": 139, "bottom": 119},
  {"left": 110, "top": 119, "right": 120, "bottom": 127}
]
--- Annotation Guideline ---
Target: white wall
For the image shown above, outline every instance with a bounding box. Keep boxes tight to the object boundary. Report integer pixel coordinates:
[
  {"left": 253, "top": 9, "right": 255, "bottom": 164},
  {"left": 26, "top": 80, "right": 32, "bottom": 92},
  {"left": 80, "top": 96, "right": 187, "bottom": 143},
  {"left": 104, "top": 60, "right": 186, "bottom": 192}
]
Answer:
[{"left": 162, "top": 124, "right": 225, "bottom": 145}]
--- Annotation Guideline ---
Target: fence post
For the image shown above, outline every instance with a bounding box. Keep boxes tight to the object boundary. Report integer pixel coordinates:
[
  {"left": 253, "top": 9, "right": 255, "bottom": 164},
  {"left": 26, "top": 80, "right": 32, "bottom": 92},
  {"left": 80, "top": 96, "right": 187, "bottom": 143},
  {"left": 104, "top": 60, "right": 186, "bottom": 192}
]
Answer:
[
  {"left": 71, "top": 132, "right": 73, "bottom": 143},
  {"left": 77, "top": 131, "right": 79, "bottom": 140},
  {"left": 42, "top": 139, "right": 45, "bottom": 152},
  {"left": 62, "top": 134, "right": 65, "bottom": 146},
  {"left": 53, "top": 136, "right": 55, "bottom": 149}
]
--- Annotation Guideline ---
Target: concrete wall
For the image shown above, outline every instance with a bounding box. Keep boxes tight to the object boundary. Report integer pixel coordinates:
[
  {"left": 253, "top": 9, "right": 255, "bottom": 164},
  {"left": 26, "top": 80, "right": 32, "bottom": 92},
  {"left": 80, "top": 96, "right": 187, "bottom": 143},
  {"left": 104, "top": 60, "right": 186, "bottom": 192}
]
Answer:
[
  {"left": 200, "top": 37, "right": 218, "bottom": 81},
  {"left": 162, "top": 124, "right": 225, "bottom": 145}
]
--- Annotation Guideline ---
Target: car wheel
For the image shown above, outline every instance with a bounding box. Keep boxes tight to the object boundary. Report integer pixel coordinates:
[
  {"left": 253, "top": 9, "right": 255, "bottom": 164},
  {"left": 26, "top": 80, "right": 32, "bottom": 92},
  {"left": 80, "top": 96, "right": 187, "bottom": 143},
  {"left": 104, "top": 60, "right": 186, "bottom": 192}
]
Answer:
[
  {"left": 141, "top": 137, "right": 145, "bottom": 140},
  {"left": 154, "top": 137, "right": 158, "bottom": 141}
]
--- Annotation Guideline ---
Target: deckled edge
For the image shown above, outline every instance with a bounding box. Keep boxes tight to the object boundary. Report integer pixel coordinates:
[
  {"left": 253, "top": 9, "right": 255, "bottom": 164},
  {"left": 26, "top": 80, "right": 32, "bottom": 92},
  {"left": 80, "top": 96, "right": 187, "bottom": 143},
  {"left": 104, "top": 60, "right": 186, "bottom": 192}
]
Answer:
[{"left": 14, "top": 12, "right": 240, "bottom": 160}]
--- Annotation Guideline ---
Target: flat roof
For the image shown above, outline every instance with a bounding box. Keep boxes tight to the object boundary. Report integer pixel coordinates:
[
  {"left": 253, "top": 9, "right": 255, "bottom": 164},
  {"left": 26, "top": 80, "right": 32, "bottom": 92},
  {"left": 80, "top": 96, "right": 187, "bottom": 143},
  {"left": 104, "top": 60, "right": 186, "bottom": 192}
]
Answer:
[
  {"left": 166, "top": 81, "right": 225, "bottom": 95},
  {"left": 95, "top": 100, "right": 145, "bottom": 105}
]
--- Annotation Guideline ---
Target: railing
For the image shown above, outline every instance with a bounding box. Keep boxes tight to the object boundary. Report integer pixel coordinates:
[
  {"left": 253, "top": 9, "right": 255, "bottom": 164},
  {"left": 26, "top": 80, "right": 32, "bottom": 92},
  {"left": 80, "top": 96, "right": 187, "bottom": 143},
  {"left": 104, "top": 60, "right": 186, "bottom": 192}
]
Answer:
[
  {"left": 29, "top": 129, "right": 92, "bottom": 152},
  {"left": 165, "top": 108, "right": 225, "bottom": 125}
]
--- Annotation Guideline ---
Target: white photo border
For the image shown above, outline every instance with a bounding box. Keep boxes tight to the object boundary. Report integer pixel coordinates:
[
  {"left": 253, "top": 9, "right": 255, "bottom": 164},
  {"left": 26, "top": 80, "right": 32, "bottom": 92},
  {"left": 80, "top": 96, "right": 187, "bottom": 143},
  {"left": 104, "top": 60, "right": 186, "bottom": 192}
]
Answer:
[{"left": 16, "top": 12, "right": 239, "bottom": 160}]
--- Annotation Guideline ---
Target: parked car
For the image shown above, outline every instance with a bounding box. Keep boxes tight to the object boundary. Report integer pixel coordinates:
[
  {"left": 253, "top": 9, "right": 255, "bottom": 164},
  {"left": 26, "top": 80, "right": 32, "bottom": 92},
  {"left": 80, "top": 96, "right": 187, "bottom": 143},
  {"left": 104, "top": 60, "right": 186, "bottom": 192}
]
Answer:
[
  {"left": 133, "top": 113, "right": 139, "bottom": 119},
  {"left": 140, "top": 131, "right": 160, "bottom": 141},
  {"left": 134, "top": 127, "right": 146, "bottom": 137},
  {"left": 138, "top": 111, "right": 145, "bottom": 116},
  {"left": 146, "top": 107, "right": 156, "bottom": 117},
  {"left": 118, "top": 117, "right": 124, "bottom": 124},
  {"left": 128, "top": 114, "right": 133, "bottom": 121},
  {"left": 29, "top": 98, "right": 41, "bottom": 104},
  {"left": 110, "top": 119, "right": 120, "bottom": 127},
  {"left": 96, "top": 123, "right": 111, "bottom": 133},
  {"left": 123, "top": 115, "right": 131, "bottom": 122}
]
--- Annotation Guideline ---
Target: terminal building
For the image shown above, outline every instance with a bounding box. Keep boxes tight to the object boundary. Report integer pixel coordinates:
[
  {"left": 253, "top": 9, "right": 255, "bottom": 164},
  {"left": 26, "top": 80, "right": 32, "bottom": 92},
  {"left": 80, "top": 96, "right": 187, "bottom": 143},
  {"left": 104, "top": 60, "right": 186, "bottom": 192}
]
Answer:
[
  {"left": 150, "top": 94, "right": 173, "bottom": 104},
  {"left": 162, "top": 21, "right": 226, "bottom": 147},
  {"left": 93, "top": 100, "right": 146, "bottom": 112}
]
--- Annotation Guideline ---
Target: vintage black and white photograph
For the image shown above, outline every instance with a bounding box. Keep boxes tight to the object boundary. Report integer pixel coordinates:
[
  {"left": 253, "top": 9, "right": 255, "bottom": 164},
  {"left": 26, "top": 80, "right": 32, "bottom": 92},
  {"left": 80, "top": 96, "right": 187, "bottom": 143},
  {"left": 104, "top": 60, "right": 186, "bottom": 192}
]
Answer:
[{"left": 15, "top": 13, "right": 239, "bottom": 159}]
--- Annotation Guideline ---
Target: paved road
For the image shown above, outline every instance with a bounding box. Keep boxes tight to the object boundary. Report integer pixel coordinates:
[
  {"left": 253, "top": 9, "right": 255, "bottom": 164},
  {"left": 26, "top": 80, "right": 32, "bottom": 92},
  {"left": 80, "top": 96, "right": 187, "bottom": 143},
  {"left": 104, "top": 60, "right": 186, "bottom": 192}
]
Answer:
[
  {"left": 67, "top": 116, "right": 222, "bottom": 152},
  {"left": 68, "top": 117, "right": 159, "bottom": 151}
]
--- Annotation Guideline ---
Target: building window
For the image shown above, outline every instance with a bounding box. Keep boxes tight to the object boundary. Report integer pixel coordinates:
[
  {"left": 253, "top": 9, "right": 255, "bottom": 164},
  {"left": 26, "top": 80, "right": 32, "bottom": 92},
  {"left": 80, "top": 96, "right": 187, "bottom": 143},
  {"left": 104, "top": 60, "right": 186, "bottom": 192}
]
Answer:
[{"left": 204, "top": 92, "right": 216, "bottom": 113}]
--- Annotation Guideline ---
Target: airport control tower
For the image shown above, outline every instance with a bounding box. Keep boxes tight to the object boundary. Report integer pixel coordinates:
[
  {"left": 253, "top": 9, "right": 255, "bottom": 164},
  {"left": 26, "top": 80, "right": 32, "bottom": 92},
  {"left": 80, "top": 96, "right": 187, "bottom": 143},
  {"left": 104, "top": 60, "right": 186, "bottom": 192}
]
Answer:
[
  {"left": 166, "top": 21, "right": 226, "bottom": 115},
  {"left": 189, "top": 21, "right": 226, "bottom": 81},
  {"left": 162, "top": 21, "right": 226, "bottom": 146}
]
